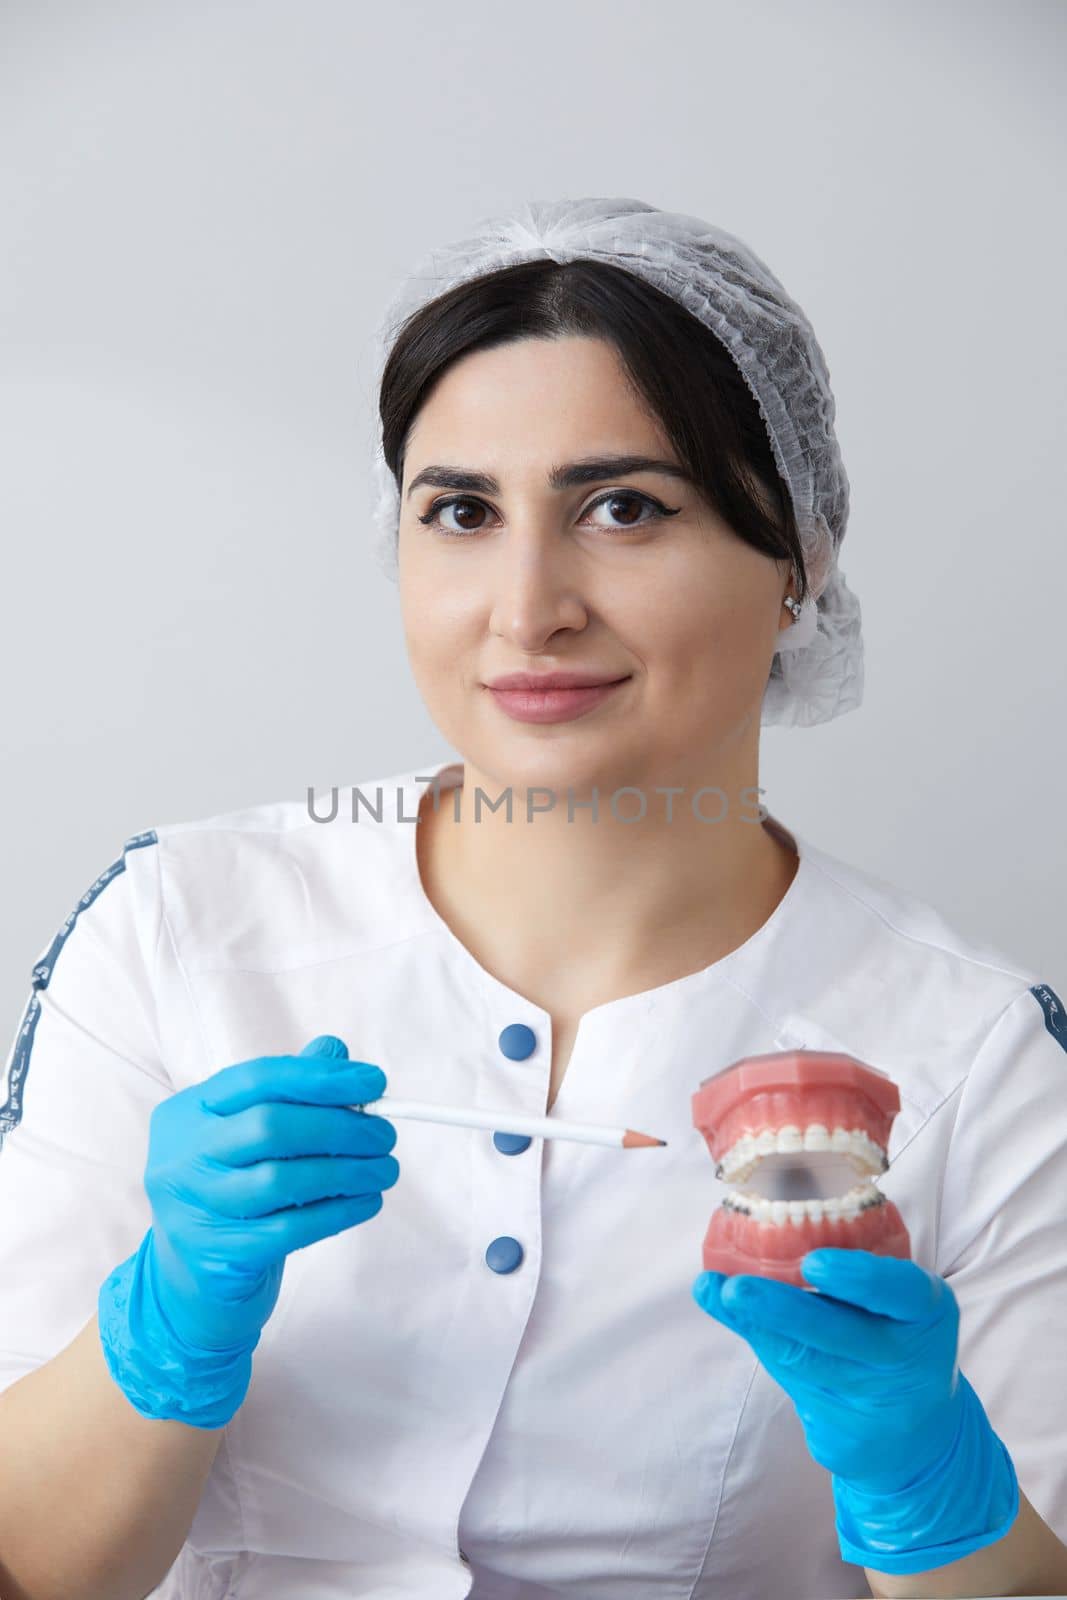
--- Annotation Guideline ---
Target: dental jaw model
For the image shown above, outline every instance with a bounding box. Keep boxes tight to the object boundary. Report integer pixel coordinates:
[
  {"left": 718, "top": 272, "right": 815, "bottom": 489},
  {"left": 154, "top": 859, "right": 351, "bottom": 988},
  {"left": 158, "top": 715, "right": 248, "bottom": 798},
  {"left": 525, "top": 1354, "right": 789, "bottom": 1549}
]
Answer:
[{"left": 691, "top": 1052, "right": 912, "bottom": 1287}]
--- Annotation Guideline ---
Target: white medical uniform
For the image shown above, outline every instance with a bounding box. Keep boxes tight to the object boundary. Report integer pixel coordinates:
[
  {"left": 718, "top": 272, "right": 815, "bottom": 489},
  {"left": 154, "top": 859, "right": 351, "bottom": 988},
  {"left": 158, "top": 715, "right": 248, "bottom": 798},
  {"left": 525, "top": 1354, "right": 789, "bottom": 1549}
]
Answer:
[{"left": 2, "top": 756, "right": 1065, "bottom": 1600}]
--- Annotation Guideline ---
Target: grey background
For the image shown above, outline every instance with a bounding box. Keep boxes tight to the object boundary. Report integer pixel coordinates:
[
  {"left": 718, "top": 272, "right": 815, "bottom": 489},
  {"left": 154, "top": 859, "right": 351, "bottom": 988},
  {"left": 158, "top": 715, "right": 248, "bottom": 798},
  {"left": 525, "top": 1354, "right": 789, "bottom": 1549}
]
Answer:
[{"left": 1, "top": 0, "right": 1064, "bottom": 1046}]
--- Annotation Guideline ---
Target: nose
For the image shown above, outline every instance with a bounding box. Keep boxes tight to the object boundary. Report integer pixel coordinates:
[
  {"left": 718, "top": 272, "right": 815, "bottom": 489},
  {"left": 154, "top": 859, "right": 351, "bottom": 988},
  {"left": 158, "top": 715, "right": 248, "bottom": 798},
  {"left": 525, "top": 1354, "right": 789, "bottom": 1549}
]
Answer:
[{"left": 487, "top": 524, "right": 589, "bottom": 647}]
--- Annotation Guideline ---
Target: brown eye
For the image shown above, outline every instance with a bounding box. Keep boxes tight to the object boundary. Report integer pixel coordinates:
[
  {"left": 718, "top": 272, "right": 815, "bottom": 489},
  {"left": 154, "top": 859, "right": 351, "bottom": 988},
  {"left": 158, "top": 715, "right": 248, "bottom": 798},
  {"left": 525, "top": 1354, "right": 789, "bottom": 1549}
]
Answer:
[
  {"left": 581, "top": 490, "right": 681, "bottom": 531},
  {"left": 417, "top": 496, "right": 491, "bottom": 536},
  {"left": 586, "top": 492, "right": 648, "bottom": 527}
]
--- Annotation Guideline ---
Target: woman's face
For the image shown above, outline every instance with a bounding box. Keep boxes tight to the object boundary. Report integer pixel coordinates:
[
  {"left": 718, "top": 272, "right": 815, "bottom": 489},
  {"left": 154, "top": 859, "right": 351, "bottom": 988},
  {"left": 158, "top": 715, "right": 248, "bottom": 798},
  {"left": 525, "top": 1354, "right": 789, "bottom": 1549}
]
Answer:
[{"left": 397, "top": 335, "right": 792, "bottom": 796}]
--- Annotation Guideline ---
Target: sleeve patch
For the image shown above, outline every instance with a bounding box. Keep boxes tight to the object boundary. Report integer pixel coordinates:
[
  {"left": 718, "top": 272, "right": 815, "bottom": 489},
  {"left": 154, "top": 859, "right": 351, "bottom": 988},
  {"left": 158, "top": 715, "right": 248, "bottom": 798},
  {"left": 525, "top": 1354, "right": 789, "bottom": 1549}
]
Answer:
[
  {"left": 0, "top": 831, "right": 159, "bottom": 1150},
  {"left": 1030, "top": 983, "right": 1067, "bottom": 1054}
]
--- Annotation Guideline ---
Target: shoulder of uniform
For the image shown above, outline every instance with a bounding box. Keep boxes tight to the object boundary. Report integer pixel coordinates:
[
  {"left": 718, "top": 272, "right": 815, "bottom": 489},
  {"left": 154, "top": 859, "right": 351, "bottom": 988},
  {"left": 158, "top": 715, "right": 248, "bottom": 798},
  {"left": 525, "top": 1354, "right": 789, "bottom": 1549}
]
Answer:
[
  {"left": 797, "top": 835, "right": 1036, "bottom": 995},
  {"left": 142, "top": 766, "right": 429, "bottom": 970},
  {"left": 147, "top": 764, "right": 428, "bottom": 844},
  {"left": 764, "top": 835, "right": 1046, "bottom": 1125}
]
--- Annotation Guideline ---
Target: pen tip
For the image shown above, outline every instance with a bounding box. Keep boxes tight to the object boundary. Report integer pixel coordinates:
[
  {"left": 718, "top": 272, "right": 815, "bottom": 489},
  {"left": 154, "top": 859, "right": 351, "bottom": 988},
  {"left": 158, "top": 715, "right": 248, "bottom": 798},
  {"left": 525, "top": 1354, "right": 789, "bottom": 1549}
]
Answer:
[{"left": 622, "top": 1129, "right": 668, "bottom": 1148}]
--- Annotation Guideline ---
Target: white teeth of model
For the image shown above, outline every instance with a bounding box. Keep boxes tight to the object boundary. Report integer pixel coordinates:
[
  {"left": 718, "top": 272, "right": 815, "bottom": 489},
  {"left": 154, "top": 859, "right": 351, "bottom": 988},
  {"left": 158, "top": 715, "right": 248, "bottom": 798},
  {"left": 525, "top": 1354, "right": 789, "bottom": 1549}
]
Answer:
[
  {"left": 727, "top": 1180, "right": 883, "bottom": 1225},
  {"left": 719, "top": 1126, "right": 886, "bottom": 1182}
]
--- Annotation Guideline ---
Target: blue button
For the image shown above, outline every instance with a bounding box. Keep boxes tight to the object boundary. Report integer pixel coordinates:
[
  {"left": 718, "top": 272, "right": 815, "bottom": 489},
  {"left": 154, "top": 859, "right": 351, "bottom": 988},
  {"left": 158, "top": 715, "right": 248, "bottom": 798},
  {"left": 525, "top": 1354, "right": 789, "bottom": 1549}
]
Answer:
[
  {"left": 498, "top": 1023, "right": 537, "bottom": 1060},
  {"left": 493, "top": 1131, "right": 532, "bottom": 1155},
  {"left": 485, "top": 1235, "right": 524, "bottom": 1274}
]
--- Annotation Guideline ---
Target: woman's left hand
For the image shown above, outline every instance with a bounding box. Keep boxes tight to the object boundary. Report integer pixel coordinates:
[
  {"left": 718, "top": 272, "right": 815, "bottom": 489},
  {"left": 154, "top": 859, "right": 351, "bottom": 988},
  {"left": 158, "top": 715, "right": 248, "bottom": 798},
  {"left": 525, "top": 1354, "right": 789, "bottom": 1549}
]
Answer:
[
  {"left": 692, "top": 1249, "right": 1019, "bottom": 1572},
  {"left": 693, "top": 1249, "right": 961, "bottom": 1489}
]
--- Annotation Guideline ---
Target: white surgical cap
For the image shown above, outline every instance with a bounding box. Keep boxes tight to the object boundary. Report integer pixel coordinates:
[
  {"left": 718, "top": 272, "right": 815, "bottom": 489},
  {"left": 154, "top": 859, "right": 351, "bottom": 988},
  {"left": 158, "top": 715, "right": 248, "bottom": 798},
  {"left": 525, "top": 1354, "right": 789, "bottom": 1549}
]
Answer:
[{"left": 368, "top": 196, "right": 864, "bottom": 729}]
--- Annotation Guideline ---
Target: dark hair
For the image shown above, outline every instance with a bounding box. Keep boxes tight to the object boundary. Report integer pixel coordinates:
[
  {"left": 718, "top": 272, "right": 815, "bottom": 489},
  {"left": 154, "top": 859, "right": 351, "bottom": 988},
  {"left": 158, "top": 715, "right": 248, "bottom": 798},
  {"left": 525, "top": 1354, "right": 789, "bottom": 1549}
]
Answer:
[{"left": 378, "top": 257, "right": 809, "bottom": 602}]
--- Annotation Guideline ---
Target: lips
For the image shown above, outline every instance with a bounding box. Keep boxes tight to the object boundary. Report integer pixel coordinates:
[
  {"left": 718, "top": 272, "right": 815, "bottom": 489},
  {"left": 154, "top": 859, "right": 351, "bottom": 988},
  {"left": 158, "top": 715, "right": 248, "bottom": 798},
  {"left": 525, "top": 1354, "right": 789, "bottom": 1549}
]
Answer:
[
  {"left": 486, "top": 677, "right": 629, "bottom": 724},
  {"left": 691, "top": 1050, "right": 912, "bottom": 1287}
]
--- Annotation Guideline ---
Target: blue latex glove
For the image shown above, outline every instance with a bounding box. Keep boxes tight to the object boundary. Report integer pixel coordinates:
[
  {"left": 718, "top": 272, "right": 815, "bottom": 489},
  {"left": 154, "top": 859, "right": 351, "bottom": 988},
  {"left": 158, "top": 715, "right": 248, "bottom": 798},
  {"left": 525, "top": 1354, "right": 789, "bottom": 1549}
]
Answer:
[
  {"left": 692, "top": 1249, "right": 1019, "bottom": 1575},
  {"left": 98, "top": 1036, "right": 399, "bottom": 1429}
]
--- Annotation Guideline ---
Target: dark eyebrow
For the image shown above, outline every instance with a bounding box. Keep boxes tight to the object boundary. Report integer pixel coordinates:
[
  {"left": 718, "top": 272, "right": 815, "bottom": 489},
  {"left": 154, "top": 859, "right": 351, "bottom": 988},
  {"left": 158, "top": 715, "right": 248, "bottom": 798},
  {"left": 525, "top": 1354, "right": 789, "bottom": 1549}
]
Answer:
[{"left": 405, "top": 454, "right": 694, "bottom": 501}]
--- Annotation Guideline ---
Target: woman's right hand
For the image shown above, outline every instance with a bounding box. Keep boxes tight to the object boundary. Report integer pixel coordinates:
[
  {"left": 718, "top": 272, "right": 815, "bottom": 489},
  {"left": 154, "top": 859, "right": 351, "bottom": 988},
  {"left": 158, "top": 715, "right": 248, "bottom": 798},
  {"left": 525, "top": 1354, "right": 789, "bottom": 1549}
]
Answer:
[{"left": 139, "top": 1034, "right": 399, "bottom": 1356}]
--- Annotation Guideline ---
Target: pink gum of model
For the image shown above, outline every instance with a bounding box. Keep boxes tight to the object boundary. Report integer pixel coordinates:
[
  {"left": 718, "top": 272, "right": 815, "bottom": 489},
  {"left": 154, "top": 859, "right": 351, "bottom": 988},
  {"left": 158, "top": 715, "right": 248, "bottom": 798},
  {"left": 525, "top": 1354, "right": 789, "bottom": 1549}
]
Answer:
[{"left": 691, "top": 1050, "right": 912, "bottom": 1287}]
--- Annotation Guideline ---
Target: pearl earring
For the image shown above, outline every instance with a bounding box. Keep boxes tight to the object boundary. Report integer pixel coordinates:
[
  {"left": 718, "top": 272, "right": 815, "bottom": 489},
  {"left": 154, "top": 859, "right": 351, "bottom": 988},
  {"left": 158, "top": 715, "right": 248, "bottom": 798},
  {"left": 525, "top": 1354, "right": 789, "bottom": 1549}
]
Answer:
[{"left": 783, "top": 596, "right": 803, "bottom": 620}]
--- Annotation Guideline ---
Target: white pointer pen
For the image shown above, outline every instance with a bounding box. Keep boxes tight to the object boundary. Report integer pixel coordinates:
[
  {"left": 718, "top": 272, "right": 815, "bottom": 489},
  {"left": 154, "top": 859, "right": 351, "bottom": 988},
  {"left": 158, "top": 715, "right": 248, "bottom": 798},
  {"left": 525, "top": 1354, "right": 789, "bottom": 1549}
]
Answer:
[{"left": 349, "top": 1095, "right": 667, "bottom": 1150}]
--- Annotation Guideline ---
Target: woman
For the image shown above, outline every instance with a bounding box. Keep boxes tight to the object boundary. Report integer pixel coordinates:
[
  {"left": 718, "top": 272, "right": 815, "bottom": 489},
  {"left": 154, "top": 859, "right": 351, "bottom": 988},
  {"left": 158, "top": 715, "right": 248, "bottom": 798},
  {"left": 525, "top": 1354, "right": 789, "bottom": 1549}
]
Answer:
[{"left": 0, "top": 197, "right": 1065, "bottom": 1600}]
